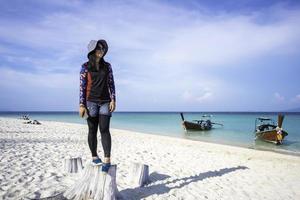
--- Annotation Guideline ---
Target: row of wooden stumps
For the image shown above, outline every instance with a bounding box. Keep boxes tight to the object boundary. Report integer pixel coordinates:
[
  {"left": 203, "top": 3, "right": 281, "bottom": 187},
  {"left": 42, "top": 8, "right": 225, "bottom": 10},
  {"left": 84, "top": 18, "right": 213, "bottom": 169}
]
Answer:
[{"left": 62, "top": 157, "right": 149, "bottom": 200}]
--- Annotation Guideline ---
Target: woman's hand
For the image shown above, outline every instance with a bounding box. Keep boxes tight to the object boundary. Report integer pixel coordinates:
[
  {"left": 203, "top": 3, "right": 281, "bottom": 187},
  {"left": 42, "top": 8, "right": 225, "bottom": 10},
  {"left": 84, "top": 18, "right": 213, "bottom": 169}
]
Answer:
[
  {"left": 109, "top": 100, "right": 116, "bottom": 112},
  {"left": 79, "top": 105, "right": 87, "bottom": 118}
]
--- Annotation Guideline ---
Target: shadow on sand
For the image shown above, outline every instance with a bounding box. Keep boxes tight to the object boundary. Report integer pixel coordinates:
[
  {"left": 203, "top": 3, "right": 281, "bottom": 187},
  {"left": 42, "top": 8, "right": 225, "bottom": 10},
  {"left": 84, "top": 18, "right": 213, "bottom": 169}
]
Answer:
[
  {"left": 119, "top": 165, "right": 248, "bottom": 199},
  {"left": 33, "top": 166, "right": 248, "bottom": 200}
]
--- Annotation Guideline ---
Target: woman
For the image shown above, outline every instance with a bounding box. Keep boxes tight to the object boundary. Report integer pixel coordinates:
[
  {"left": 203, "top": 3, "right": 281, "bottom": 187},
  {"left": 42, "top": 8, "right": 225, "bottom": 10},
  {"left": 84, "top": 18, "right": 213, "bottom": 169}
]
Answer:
[{"left": 79, "top": 39, "right": 116, "bottom": 173}]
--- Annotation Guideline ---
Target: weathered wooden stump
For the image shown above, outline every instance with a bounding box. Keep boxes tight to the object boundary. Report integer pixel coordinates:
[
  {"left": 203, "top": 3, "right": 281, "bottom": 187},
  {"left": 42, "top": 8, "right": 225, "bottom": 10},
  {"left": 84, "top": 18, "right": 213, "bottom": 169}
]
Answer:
[
  {"left": 128, "top": 162, "right": 149, "bottom": 187},
  {"left": 63, "top": 163, "right": 119, "bottom": 200},
  {"left": 63, "top": 157, "right": 84, "bottom": 173}
]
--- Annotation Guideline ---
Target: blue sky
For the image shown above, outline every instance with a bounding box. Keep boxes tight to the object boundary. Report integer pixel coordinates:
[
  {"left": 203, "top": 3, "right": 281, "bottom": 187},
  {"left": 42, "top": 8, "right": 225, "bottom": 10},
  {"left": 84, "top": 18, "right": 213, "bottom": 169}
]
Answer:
[{"left": 0, "top": 0, "right": 300, "bottom": 112}]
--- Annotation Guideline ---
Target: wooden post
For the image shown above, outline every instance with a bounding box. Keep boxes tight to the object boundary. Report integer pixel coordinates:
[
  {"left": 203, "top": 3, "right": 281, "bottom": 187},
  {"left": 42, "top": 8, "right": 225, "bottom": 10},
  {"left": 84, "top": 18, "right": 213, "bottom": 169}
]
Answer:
[
  {"left": 128, "top": 162, "right": 149, "bottom": 187},
  {"left": 63, "top": 157, "right": 84, "bottom": 173},
  {"left": 63, "top": 163, "right": 119, "bottom": 200}
]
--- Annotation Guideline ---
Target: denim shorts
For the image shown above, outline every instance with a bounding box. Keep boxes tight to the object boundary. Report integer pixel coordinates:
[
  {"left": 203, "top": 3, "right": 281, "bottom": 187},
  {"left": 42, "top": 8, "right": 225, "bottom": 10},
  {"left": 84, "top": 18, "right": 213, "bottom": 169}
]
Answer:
[{"left": 86, "top": 100, "right": 112, "bottom": 117}]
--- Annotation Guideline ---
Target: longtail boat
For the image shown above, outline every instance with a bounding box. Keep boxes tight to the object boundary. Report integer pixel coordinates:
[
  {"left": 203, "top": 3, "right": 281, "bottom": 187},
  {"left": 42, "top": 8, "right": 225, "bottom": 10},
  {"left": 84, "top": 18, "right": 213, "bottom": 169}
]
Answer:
[
  {"left": 180, "top": 113, "right": 223, "bottom": 131},
  {"left": 254, "top": 114, "right": 288, "bottom": 145}
]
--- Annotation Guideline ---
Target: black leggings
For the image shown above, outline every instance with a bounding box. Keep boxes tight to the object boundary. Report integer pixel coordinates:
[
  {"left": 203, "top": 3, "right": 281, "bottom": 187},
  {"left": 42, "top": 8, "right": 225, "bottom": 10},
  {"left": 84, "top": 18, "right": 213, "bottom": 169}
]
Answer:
[{"left": 87, "top": 115, "right": 111, "bottom": 157}]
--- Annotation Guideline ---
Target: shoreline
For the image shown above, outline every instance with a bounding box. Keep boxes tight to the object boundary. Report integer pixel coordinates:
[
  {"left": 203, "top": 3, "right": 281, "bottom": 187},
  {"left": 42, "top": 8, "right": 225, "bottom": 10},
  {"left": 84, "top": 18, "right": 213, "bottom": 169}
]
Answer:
[
  {"left": 1, "top": 116, "right": 300, "bottom": 199},
  {"left": 1, "top": 111, "right": 300, "bottom": 114},
  {"left": 2, "top": 116, "right": 299, "bottom": 158},
  {"left": 110, "top": 126, "right": 300, "bottom": 158}
]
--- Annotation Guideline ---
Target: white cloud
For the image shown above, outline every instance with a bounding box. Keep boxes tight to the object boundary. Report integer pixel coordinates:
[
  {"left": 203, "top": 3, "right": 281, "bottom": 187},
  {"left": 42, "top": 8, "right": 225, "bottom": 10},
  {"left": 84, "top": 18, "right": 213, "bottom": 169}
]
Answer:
[
  {"left": 1, "top": 1, "right": 300, "bottom": 111},
  {"left": 0, "top": 66, "right": 78, "bottom": 111},
  {"left": 273, "top": 92, "right": 285, "bottom": 102},
  {"left": 0, "top": 67, "right": 76, "bottom": 89},
  {"left": 182, "top": 89, "right": 213, "bottom": 103},
  {"left": 291, "top": 94, "right": 300, "bottom": 103},
  {"left": 152, "top": 16, "right": 300, "bottom": 67},
  {"left": 1, "top": 1, "right": 299, "bottom": 72}
]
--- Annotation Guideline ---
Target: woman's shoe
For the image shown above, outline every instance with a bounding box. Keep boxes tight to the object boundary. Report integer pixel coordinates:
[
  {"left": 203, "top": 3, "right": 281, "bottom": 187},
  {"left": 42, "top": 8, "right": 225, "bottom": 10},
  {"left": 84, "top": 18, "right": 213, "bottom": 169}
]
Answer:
[
  {"left": 91, "top": 157, "right": 103, "bottom": 166},
  {"left": 101, "top": 162, "right": 111, "bottom": 173}
]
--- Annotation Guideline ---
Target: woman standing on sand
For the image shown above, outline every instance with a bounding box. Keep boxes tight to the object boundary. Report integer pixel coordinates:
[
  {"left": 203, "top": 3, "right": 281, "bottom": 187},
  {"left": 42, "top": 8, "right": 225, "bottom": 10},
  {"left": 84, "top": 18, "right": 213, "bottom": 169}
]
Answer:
[{"left": 79, "top": 39, "right": 116, "bottom": 172}]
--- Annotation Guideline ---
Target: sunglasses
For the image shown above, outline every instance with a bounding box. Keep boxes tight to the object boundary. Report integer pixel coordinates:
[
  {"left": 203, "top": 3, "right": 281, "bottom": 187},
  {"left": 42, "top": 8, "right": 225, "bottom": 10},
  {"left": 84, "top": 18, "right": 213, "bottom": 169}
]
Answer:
[{"left": 95, "top": 43, "right": 105, "bottom": 52}]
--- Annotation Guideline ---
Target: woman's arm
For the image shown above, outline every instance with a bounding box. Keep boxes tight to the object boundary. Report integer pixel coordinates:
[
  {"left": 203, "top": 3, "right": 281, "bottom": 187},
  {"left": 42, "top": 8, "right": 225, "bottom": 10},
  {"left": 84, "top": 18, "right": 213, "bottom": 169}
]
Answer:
[
  {"left": 79, "top": 63, "right": 88, "bottom": 106},
  {"left": 107, "top": 64, "right": 116, "bottom": 102}
]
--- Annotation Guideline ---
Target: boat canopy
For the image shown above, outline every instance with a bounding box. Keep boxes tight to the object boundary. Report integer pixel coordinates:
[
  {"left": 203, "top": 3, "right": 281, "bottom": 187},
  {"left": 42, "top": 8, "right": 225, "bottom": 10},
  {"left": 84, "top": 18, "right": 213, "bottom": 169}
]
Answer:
[
  {"left": 256, "top": 117, "right": 272, "bottom": 121},
  {"left": 202, "top": 114, "right": 212, "bottom": 118}
]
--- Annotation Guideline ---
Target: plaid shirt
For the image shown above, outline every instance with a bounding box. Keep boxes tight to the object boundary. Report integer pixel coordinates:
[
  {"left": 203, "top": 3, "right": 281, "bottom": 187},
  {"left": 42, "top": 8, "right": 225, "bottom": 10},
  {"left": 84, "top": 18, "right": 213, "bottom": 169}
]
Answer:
[{"left": 79, "top": 62, "right": 116, "bottom": 106}]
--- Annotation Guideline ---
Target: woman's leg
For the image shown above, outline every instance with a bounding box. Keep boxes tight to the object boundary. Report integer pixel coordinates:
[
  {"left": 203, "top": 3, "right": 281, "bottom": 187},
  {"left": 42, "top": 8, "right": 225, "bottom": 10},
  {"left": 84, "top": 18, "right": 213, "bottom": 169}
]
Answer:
[
  {"left": 87, "top": 116, "right": 99, "bottom": 158},
  {"left": 86, "top": 101, "right": 100, "bottom": 159},
  {"left": 99, "top": 114, "right": 111, "bottom": 163}
]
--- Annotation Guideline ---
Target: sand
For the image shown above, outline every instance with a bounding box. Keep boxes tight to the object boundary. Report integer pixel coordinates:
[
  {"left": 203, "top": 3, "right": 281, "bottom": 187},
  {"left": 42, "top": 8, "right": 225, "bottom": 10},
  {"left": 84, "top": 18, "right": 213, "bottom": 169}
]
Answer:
[{"left": 0, "top": 116, "right": 300, "bottom": 200}]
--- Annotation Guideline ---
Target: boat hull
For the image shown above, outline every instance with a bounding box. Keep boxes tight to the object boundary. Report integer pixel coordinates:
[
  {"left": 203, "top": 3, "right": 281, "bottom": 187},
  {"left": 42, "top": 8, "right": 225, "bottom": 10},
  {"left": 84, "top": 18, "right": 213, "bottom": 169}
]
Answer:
[
  {"left": 255, "top": 129, "right": 288, "bottom": 144},
  {"left": 182, "top": 121, "right": 212, "bottom": 131}
]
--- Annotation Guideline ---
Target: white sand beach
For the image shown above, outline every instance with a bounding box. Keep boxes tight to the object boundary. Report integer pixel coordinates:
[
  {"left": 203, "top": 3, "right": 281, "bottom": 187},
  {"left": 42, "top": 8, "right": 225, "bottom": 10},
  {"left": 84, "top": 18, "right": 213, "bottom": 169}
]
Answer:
[{"left": 0, "top": 116, "right": 300, "bottom": 200}]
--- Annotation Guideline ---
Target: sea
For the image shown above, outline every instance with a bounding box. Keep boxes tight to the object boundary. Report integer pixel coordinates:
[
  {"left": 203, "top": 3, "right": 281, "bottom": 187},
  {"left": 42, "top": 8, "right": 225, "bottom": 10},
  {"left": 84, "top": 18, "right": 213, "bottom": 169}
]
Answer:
[{"left": 1, "top": 112, "right": 300, "bottom": 156}]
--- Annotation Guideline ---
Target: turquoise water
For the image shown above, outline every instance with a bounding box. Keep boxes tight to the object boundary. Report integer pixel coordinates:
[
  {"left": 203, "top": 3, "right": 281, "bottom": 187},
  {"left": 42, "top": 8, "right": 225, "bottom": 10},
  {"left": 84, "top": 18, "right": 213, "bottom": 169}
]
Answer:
[{"left": 1, "top": 112, "right": 300, "bottom": 155}]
